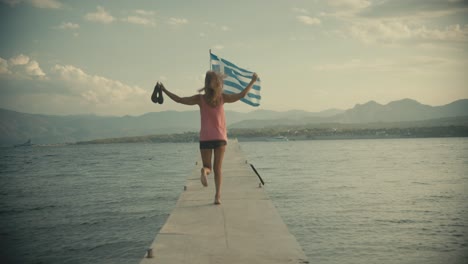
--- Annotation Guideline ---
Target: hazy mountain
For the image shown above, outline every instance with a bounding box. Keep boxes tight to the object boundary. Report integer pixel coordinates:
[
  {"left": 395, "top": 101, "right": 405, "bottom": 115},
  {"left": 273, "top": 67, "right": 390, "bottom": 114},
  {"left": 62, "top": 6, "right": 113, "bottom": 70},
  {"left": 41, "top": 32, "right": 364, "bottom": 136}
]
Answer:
[
  {"left": 239, "top": 108, "right": 344, "bottom": 120},
  {"left": 0, "top": 98, "right": 466, "bottom": 146},
  {"left": 228, "top": 99, "right": 468, "bottom": 128},
  {"left": 0, "top": 107, "right": 343, "bottom": 146},
  {"left": 335, "top": 98, "right": 468, "bottom": 123},
  {"left": 0, "top": 109, "right": 200, "bottom": 146}
]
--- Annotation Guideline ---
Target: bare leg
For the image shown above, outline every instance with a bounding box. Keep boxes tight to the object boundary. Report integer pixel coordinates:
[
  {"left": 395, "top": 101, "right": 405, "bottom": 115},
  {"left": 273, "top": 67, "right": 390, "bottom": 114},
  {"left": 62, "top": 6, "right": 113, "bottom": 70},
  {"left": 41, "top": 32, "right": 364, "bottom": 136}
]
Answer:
[
  {"left": 213, "top": 145, "right": 226, "bottom": 204},
  {"left": 200, "top": 148, "right": 212, "bottom": 187}
]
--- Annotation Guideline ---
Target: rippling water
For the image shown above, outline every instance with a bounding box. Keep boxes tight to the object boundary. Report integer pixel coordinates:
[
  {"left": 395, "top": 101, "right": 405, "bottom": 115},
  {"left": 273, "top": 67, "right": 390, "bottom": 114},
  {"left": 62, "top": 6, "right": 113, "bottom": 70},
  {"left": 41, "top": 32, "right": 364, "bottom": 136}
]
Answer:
[
  {"left": 1, "top": 138, "right": 467, "bottom": 263},
  {"left": 241, "top": 138, "right": 468, "bottom": 264},
  {"left": 0, "top": 142, "right": 198, "bottom": 263}
]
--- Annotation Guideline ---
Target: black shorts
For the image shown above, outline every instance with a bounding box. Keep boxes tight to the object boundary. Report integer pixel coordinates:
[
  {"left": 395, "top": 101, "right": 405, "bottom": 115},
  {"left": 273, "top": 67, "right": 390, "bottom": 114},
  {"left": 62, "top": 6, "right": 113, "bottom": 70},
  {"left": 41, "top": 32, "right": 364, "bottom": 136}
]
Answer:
[{"left": 199, "top": 140, "right": 227, "bottom": 149}]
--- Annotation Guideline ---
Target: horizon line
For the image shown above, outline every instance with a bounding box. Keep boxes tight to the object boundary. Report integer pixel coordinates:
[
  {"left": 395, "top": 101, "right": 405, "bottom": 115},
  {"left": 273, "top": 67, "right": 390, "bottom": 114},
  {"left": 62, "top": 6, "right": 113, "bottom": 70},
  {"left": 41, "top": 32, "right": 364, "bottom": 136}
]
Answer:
[{"left": 1, "top": 97, "right": 467, "bottom": 118}]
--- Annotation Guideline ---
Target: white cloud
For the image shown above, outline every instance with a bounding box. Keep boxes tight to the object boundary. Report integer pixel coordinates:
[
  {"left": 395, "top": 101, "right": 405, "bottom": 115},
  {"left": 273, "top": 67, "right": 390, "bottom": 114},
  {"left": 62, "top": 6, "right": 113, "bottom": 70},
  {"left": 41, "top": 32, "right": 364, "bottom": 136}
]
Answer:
[
  {"left": 57, "top": 22, "right": 79, "bottom": 30},
  {"left": 167, "top": 17, "right": 188, "bottom": 25},
  {"left": 122, "top": 16, "right": 155, "bottom": 27},
  {"left": 51, "top": 64, "right": 146, "bottom": 104},
  {"left": 221, "top": 25, "right": 230, "bottom": 31},
  {"left": 25, "top": 60, "right": 45, "bottom": 76},
  {"left": 313, "top": 56, "right": 454, "bottom": 73},
  {"left": 358, "top": 0, "right": 468, "bottom": 19},
  {"left": 348, "top": 20, "right": 468, "bottom": 43},
  {"left": 122, "top": 9, "right": 156, "bottom": 27},
  {"left": 84, "top": 6, "right": 115, "bottom": 24},
  {"left": 296, "top": 15, "right": 321, "bottom": 25},
  {"left": 134, "top": 9, "right": 154, "bottom": 16},
  {"left": 414, "top": 24, "right": 468, "bottom": 41},
  {"left": 2, "top": 60, "right": 147, "bottom": 114},
  {"left": 0, "top": 57, "right": 11, "bottom": 75},
  {"left": 1, "top": 54, "right": 46, "bottom": 79},
  {"left": 199, "top": 32, "right": 206, "bottom": 37},
  {"left": 322, "top": 0, "right": 468, "bottom": 45},
  {"left": 9, "top": 54, "right": 30, "bottom": 65}
]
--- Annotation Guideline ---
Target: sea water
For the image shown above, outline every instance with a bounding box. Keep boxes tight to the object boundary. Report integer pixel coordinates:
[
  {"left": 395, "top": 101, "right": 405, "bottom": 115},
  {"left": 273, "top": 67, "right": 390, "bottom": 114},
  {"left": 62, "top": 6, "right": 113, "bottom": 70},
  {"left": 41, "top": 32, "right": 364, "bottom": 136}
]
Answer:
[{"left": 0, "top": 138, "right": 467, "bottom": 263}]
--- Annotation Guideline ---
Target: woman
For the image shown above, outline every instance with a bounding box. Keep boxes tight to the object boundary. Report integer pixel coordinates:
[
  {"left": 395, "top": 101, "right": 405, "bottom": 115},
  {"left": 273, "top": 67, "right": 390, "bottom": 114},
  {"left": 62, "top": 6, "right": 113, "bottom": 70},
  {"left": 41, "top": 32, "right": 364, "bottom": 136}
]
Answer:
[{"left": 159, "top": 71, "right": 258, "bottom": 204}]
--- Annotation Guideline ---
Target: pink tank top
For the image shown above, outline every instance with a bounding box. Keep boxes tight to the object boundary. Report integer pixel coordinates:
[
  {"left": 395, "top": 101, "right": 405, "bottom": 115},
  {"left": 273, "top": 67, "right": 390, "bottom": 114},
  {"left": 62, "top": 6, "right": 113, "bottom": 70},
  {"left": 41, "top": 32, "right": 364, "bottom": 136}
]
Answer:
[{"left": 199, "top": 94, "right": 227, "bottom": 141}]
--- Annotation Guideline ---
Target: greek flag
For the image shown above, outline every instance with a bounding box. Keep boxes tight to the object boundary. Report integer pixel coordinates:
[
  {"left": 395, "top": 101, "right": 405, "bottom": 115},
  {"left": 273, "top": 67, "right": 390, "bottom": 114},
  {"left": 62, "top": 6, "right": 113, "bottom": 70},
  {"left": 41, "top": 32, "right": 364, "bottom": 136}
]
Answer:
[{"left": 210, "top": 52, "right": 261, "bottom": 107}]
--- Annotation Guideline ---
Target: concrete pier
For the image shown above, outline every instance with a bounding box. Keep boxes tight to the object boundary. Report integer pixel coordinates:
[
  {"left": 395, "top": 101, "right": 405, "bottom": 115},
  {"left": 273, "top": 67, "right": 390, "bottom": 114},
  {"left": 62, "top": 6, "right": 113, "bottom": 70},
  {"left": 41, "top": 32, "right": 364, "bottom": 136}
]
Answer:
[{"left": 140, "top": 139, "right": 309, "bottom": 263}]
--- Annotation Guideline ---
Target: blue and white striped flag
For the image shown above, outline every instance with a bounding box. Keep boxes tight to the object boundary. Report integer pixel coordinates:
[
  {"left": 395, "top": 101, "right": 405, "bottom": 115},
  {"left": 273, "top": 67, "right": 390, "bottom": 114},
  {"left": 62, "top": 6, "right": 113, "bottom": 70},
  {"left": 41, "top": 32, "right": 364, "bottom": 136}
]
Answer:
[{"left": 210, "top": 52, "right": 261, "bottom": 107}]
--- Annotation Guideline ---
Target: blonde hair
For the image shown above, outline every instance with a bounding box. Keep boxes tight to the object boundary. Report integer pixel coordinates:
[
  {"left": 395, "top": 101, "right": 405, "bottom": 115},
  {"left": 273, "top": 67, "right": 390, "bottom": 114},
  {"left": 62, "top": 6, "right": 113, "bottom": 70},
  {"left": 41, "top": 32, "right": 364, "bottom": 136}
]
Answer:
[{"left": 198, "top": 71, "right": 224, "bottom": 107}]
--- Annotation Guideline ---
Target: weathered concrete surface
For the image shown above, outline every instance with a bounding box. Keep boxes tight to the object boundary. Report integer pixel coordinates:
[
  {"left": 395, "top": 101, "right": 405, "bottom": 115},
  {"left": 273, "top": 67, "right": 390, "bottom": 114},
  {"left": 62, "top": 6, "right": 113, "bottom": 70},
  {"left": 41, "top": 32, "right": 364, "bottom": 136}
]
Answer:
[{"left": 140, "top": 139, "right": 309, "bottom": 264}]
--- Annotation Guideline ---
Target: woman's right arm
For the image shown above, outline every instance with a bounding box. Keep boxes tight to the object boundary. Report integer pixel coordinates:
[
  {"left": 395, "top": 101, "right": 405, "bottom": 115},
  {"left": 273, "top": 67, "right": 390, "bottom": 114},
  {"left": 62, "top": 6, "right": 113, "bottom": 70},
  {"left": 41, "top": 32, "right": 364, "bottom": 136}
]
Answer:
[
  {"left": 162, "top": 84, "right": 200, "bottom": 105},
  {"left": 223, "top": 73, "right": 258, "bottom": 103}
]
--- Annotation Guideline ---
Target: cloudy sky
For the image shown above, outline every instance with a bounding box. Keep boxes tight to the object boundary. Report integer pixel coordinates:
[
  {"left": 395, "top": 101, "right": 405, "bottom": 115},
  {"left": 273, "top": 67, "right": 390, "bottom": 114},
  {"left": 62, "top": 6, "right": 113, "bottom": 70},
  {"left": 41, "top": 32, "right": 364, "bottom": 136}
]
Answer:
[{"left": 0, "top": 0, "right": 467, "bottom": 116}]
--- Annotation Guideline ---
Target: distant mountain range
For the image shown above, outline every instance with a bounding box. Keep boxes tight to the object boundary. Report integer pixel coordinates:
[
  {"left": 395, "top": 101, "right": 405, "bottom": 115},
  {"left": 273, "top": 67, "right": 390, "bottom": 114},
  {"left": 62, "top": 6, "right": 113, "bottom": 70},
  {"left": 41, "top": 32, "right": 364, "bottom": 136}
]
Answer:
[
  {"left": 230, "top": 98, "right": 468, "bottom": 128},
  {"left": 1, "top": 98, "right": 467, "bottom": 146}
]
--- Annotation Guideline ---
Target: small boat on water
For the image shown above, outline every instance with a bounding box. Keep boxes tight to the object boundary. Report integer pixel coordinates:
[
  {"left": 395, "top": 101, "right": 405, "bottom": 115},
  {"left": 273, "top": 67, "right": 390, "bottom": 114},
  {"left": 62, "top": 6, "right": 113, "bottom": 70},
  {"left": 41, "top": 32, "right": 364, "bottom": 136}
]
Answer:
[
  {"left": 14, "top": 139, "right": 32, "bottom": 147},
  {"left": 267, "top": 136, "right": 289, "bottom": 142}
]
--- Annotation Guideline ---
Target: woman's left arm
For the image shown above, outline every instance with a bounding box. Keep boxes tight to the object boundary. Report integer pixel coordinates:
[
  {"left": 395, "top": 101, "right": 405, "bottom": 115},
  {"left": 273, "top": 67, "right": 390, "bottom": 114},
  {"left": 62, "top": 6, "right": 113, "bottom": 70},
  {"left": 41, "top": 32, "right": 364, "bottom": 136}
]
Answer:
[{"left": 162, "top": 85, "right": 200, "bottom": 105}]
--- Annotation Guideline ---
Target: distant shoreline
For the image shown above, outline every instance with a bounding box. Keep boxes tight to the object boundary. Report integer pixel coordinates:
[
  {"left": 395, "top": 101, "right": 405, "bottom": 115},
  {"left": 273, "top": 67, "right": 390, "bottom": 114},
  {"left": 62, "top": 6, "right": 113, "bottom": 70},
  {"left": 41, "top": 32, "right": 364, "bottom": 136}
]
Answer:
[
  {"left": 8, "top": 134, "right": 467, "bottom": 148},
  {"left": 67, "top": 125, "right": 467, "bottom": 146},
  {"left": 5, "top": 123, "right": 468, "bottom": 147},
  {"left": 3, "top": 98, "right": 467, "bottom": 147}
]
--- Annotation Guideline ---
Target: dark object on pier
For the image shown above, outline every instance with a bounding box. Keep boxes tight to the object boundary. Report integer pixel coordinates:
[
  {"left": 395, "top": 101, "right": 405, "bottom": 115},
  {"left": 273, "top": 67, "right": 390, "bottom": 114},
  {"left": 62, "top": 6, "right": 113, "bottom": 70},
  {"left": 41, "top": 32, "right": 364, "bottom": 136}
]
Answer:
[{"left": 250, "top": 163, "right": 265, "bottom": 185}]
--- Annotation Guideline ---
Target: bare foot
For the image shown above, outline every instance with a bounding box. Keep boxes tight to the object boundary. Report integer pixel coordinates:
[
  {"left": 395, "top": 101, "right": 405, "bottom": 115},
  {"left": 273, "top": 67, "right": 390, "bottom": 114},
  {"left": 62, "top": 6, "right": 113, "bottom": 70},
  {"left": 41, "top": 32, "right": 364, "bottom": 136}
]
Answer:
[
  {"left": 200, "top": 168, "right": 208, "bottom": 187},
  {"left": 214, "top": 195, "right": 221, "bottom": 205}
]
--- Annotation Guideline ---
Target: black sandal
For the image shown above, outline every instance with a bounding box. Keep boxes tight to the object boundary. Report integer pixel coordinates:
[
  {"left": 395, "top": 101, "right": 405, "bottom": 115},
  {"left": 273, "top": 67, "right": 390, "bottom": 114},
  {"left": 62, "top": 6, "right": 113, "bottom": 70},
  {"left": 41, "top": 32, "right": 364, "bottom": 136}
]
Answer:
[
  {"left": 151, "top": 82, "right": 164, "bottom": 104},
  {"left": 158, "top": 83, "right": 164, "bottom": 104}
]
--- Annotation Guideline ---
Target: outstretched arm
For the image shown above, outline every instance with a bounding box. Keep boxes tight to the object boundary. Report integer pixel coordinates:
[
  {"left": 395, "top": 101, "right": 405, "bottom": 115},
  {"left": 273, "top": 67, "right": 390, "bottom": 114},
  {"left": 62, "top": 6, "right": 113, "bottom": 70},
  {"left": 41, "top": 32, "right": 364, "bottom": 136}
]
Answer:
[
  {"left": 161, "top": 84, "right": 200, "bottom": 105},
  {"left": 223, "top": 73, "right": 258, "bottom": 103}
]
